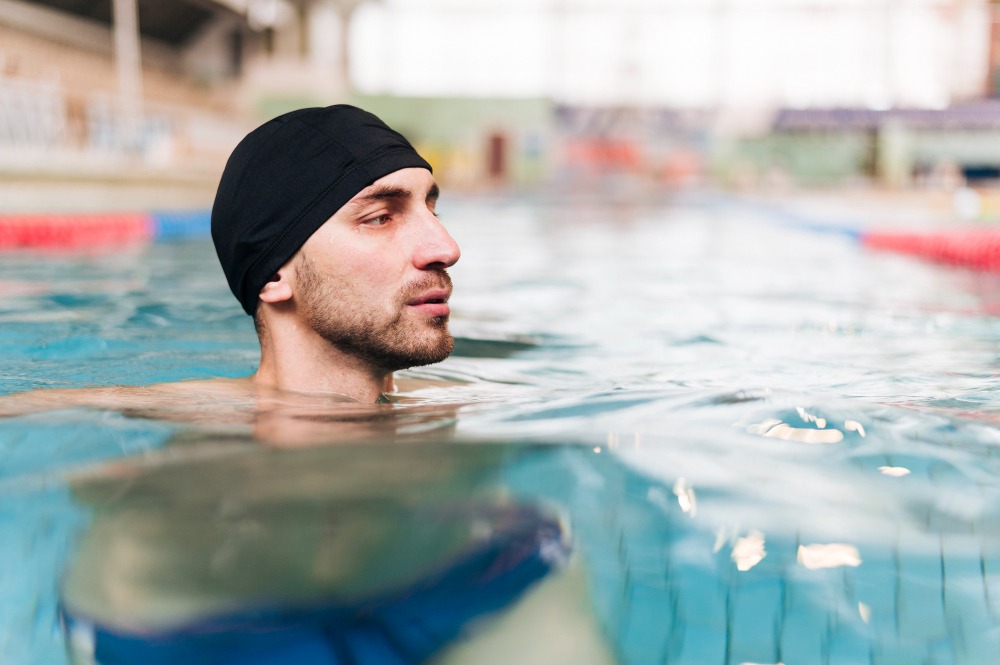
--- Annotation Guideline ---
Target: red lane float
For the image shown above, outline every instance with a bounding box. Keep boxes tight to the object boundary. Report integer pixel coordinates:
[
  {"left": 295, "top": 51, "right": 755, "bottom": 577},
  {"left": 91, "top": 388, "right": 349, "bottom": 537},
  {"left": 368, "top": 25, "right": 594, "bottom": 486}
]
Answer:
[
  {"left": 862, "top": 229, "right": 1000, "bottom": 272},
  {"left": 0, "top": 213, "right": 154, "bottom": 250}
]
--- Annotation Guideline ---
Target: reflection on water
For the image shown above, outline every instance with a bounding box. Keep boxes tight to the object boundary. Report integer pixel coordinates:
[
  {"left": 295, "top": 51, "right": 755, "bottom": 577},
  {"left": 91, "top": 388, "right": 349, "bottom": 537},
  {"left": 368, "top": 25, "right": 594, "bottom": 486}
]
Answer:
[{"left": 2, "top": 196, "right": 1000, "bottom": 664}]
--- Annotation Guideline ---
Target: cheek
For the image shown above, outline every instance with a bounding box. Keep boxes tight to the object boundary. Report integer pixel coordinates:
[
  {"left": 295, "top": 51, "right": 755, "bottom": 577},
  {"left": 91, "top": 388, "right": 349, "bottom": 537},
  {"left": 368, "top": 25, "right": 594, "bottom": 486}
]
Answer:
[
  {"left": 326, "top": 252, "right": 401, "bottom": 302},
  {"left": 311, "top": 229, "right": 408, "bottom": 298},
  {"left": 313, "top": 233, "right": 371, "bottom": 278},
  {"left": 338, "top": 238, "right": 409, "bottom": 281}
]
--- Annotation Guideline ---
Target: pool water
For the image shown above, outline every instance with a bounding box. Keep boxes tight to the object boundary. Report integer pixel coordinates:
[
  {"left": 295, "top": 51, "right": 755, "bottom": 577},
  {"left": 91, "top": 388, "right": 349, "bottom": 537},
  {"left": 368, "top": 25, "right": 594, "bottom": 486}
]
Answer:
[{"left": 2, "top": 193, "right": 1000, "bottom": 664}]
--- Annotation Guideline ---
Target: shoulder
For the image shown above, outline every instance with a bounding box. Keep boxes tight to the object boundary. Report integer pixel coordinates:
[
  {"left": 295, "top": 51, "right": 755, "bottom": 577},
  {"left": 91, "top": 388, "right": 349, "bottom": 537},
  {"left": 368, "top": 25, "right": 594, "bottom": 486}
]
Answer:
[
  {"left": 149, "top": 377, "right": 256, "bottom": 398},
  {"left": 0, "top": 377, "right": 257, "bottom": 418}
]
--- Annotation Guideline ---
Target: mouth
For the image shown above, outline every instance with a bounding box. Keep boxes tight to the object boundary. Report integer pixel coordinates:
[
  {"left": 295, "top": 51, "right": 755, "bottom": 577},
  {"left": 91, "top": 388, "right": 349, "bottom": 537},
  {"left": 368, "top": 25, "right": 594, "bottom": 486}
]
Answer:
[{"left": 406, "top": 289, "right": 451, "bottom": 317}]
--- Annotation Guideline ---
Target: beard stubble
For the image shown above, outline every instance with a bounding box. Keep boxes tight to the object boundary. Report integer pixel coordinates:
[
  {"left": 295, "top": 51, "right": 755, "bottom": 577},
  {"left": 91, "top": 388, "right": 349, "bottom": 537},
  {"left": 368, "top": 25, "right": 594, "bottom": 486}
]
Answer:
[{"left": 296, "top": 257, "right": 454, "bottom": 373}]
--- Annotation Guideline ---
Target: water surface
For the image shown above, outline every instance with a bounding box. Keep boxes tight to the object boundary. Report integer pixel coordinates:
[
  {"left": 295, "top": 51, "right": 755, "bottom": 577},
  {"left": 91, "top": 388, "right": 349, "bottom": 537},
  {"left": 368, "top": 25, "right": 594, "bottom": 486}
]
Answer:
[{"left": 2, "top": 194, "right": 1000, "bottom": 664}]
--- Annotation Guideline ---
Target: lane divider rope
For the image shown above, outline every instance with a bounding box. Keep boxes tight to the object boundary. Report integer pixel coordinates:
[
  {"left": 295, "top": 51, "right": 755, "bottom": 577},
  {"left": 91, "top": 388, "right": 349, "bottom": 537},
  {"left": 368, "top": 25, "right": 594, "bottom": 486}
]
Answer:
[
  {"left": 719, "top": 195, "right": 1000, "bottom": 273},
  {"left": 861, "top": 229, "right": 1000, "bottom": 272},
  {"left": 0, "top": 211, "right": 212, "bottom": 249},
  {"left": 1, "top": 205, "right": 998, "bottom": 273}
]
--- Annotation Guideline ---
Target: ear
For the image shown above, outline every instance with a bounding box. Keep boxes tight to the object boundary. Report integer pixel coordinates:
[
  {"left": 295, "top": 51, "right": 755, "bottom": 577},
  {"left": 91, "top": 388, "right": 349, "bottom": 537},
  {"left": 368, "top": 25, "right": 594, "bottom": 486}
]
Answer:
[{"left": 258, "top": 268, "right": 293, "bottom": 304}]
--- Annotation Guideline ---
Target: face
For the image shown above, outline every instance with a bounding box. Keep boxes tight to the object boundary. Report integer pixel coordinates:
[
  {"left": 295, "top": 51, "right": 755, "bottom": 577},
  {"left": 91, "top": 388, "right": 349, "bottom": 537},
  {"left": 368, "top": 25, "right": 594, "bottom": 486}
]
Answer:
[{"left": 293, "top": 168, "right": 461, "bottom": 372}]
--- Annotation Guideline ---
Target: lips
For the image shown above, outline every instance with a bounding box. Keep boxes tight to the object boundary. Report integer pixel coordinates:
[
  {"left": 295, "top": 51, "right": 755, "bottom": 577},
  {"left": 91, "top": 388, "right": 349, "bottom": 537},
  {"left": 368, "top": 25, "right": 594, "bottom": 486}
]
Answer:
[{"left": 406, "top": 288, "right": 451, "bottom": 317}]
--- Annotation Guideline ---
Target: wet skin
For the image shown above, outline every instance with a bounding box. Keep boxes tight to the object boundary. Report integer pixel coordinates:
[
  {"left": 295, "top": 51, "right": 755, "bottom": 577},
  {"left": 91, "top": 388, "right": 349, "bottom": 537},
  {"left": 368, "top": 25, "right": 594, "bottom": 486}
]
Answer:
[{"left": 252, "top": 167, "right": 462, "bottom": 401}]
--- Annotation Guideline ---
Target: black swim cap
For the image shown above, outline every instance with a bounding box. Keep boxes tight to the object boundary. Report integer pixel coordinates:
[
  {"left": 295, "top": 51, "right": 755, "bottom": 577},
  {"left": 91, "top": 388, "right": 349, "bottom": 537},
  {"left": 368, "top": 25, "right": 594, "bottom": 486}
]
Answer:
[{"left": 211, "top": 105, "right": 432, "bottom": 315}]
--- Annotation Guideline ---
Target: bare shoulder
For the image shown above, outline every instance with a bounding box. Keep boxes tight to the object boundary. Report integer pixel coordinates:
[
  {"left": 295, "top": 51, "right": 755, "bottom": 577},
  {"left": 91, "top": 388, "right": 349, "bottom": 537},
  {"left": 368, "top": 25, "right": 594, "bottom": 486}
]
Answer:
[
  {"left": 0, "top": 385, "right": 134, "bottom": 417},
  {"left": 148, "top": 377, "right": 256, "bottom": 398},
  {"left": 0, "top": 377, "right": 256, "bottom": 418}
]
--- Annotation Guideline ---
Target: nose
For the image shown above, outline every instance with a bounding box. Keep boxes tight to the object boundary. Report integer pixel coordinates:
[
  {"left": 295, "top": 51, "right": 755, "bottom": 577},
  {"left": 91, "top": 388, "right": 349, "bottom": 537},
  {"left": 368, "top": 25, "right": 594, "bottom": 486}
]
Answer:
[{"left": 412, "top": 211, "right": 460, "bottom": 270}]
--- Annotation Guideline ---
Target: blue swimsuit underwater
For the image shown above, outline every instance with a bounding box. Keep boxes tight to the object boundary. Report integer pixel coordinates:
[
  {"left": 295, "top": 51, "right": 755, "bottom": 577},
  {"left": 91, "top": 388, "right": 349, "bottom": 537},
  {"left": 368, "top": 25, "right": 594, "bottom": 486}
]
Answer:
[{"left": 60, "top": 504, "right": 569, "bottom": 665}]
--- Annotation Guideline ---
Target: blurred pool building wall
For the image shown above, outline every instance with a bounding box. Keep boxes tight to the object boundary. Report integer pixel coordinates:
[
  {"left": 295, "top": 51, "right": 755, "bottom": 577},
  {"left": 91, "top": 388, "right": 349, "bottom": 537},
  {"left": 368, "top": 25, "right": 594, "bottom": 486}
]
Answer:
[
  {"left": 713, "top": 102, "right": 1000, "bottom": 193},
  {"left": 0, "top": 0, "right": 253, "bottom": 204},
  {"left": 0, "top": 0, "right": 368, "bottom": 210},
  {"left": 701, "top": 0, "right": 997, "bottom": 191},
  {"left": 348, "top": 95, "right": 553, "bottom": 191},
  {"left": 348, "top": 97, "right": 708, "bottom": 192},
  {"left": 5, "top": 0, "right": 1000, "bottom": 208}
]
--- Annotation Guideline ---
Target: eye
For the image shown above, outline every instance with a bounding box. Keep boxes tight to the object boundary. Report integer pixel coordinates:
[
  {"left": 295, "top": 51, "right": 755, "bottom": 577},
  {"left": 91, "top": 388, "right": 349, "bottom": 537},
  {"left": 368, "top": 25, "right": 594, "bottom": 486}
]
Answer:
[{"left": 361, "top": 214, "right": 391, "bottom": 227}]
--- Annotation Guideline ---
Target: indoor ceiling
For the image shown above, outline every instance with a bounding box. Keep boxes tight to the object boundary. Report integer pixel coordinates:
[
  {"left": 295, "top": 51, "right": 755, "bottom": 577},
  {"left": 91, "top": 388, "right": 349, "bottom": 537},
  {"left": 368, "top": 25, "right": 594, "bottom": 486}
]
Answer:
[{"left": 26, "top": 0, "right": 238, "bottom": 46}]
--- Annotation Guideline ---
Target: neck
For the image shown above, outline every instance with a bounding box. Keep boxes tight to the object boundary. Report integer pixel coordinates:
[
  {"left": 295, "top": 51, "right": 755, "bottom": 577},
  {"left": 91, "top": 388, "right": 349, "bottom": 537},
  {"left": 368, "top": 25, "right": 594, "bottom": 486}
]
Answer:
[{"left": 252, "top": 311, "right": 393, "bottom": 403}]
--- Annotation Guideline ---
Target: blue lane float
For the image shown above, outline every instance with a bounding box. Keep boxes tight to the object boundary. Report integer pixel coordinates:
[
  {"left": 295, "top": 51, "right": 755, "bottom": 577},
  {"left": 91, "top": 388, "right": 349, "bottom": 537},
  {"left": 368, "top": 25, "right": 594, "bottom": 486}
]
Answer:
[{"left": 150, "top": 210, "right": 213, "bottom": 242}]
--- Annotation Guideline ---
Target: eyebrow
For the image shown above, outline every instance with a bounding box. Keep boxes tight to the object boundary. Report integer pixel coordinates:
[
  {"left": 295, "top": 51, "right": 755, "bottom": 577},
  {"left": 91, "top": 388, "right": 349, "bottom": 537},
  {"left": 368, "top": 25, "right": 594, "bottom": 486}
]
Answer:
[{"left": 345, "top": 182, "right": 440, "bottom": 212}]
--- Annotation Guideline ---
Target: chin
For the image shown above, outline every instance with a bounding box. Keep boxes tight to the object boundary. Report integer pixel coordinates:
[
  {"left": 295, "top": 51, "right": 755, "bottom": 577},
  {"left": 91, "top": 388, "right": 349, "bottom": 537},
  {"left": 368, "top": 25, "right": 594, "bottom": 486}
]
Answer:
[
  {"left": 418, "top": 333, "right": 455, "bottom": 365},
  {"left": 375, "top": 330, "right": 454, "bottom": 373},
  {"left": 409, "top": 331, "right": 455, "bottom": 367}
]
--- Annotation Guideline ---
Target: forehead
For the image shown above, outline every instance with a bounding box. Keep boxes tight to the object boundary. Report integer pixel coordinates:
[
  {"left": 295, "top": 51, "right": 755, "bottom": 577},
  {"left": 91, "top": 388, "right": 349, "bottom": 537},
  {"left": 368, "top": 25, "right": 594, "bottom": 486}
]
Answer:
[{"left": 349, "top": 167, "right": 436, "bottom": 202}]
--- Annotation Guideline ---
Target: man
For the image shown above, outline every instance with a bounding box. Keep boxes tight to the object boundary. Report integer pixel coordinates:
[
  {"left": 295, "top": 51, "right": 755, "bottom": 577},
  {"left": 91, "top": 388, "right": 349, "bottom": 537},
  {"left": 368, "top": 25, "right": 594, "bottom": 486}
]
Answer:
[
  {"left": 9, "top": 106, "right": 616, "bottom": 664},
  {"left": 213, "top": 104, "right": 461, "bottom": 403},
  {"left": 1, "top": 105, "right": 461, "bottom": 417}
]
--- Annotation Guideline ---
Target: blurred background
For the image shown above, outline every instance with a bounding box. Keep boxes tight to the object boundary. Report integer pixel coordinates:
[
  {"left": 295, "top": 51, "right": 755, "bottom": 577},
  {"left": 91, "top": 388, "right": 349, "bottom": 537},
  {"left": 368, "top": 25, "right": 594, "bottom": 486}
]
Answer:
[
  {"left": 5, "top": 8, "right": 1000, "bottom": 663},
  {"left": 2, "top": 0, "right": 1000, "bottom": 218}
]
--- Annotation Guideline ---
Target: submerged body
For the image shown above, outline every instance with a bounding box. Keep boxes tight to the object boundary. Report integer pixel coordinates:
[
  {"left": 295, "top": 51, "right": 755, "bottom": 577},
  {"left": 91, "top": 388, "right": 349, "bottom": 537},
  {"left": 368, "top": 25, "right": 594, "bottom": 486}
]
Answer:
[{"left": 56, "top": 431, "right": 614, "bottom": 665}]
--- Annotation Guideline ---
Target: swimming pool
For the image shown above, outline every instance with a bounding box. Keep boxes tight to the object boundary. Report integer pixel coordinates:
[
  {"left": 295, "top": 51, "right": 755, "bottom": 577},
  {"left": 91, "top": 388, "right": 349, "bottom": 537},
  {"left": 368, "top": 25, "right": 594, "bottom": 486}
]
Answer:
[{"left": 2, "top": 192, "right": 1000, "bottom": 664}]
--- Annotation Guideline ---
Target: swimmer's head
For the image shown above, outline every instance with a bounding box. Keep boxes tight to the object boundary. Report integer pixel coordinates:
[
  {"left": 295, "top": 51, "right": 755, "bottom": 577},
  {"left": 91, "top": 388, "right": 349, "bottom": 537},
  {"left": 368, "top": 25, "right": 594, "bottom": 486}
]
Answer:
[{"left": 211, "top": 105, "right": 432, "bottom": 315}]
